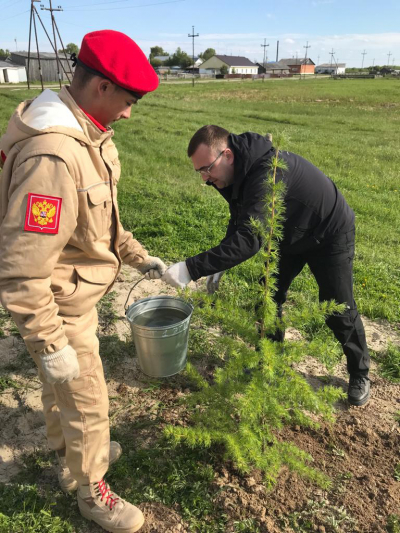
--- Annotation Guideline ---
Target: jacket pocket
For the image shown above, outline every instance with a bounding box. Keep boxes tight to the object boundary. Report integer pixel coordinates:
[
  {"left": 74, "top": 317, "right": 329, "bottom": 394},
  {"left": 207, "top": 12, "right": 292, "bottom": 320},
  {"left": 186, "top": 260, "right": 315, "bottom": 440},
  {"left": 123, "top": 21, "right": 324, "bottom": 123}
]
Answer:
[
  {"left": 76, "top": 183, "right": 112, "bottom": 242},
  {"left": 55, "top": 264, "right": 117, "bottom": 316},
  {"left": 86, "top": 184, "right": 112, "bottom": 241}
]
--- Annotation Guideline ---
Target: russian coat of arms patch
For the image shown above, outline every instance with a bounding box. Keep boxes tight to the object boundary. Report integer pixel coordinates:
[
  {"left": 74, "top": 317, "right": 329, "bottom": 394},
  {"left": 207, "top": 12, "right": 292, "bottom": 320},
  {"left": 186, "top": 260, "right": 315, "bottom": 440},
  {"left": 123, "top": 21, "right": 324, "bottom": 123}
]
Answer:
[{"left": 24, "top": 193, "right": 62, "bottom": 234}]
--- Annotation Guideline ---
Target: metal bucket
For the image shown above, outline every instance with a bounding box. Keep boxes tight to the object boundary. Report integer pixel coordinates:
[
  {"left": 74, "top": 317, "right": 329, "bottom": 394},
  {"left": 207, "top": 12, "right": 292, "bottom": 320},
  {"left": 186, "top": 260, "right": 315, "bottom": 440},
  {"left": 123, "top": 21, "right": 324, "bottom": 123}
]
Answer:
[{"left": 126, "top": 295, "right": 194, "bottom": 378}]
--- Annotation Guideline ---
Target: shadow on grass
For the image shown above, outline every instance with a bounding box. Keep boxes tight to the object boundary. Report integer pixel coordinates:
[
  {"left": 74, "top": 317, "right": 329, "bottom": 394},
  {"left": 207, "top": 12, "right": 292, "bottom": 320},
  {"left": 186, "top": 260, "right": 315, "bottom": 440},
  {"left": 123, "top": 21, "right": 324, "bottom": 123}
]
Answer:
[{"left": 0, "top": 420, "right": 230, "bottom": 533}]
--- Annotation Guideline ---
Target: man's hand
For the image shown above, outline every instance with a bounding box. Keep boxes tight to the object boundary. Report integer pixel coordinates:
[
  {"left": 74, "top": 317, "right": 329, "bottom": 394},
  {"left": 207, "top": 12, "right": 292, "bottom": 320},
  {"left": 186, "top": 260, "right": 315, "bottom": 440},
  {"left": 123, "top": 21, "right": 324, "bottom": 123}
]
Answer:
[
  {"left": 40, "top": 345, "right": 80, "bottom": 384},
  {"left": 137, "top": 256, "right": 167, "bottom": 279},
  {"left": 206, "top": 271, "right": 225, "bottom": 294},
  {"left": 162, "top": 261, "right": 192, "bottom": 289}
]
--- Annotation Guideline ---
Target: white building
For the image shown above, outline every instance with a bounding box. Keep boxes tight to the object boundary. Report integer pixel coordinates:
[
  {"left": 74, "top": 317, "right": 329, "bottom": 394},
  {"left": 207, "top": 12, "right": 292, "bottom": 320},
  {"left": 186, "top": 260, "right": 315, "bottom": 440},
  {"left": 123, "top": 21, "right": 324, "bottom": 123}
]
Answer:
[
  {"left": 199, "top": 55, "right": 258, "bottom": 75},
  {"left": 0, "top": 59, "right": 27, "bottom": 83},
  {"left": 192, "top": 56, "right": 203, "bottom": 68},
  {"left": 315, "top": 63, "right": 346, "bottom": 75}
]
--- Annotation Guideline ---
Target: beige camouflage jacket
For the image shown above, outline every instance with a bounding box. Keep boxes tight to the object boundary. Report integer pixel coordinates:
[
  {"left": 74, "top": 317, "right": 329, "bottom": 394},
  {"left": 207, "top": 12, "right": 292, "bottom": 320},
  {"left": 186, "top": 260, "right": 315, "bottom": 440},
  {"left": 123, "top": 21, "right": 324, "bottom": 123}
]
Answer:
[{"left": 0, "top": 87, "right": 148, "bottom": 355}]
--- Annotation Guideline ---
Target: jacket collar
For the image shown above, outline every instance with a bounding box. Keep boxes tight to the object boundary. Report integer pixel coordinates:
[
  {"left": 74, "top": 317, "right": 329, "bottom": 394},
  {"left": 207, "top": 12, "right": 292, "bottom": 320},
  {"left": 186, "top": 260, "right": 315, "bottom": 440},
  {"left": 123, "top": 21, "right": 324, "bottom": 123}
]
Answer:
[{"left": 58, "top": 86, "right": 113, "bottom": 147}]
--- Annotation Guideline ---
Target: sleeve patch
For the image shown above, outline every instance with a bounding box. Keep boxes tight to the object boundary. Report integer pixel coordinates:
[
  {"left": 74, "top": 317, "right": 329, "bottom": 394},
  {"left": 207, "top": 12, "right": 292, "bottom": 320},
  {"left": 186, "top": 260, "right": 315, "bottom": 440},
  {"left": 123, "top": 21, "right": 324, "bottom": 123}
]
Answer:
[{"left": 24, "top": 193, "right": 62, "bottom": 234}]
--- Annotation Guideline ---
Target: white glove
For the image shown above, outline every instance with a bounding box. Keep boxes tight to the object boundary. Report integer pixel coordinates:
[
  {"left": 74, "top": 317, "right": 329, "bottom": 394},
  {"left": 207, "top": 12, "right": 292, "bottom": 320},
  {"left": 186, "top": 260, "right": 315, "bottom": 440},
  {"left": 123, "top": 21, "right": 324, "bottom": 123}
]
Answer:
[
  {"left": 137, "top": 256, "right": 167, "bottom": 279},
  {"left": 40, "top": 345, "right": 80, "bottom": 384},
  {"left": 206, "top": 271, "right": 225, "bottom": 294},
  {"left": 162, "top": 261, "right": 192, "bottom": 289}
]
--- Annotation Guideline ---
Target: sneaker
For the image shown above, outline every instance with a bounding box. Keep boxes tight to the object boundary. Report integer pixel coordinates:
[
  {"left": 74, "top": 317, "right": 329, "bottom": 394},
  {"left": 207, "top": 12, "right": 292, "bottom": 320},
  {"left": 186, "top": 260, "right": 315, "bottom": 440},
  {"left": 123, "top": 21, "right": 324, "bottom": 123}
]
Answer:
[
  {"left": 57, "top": 441, "right": 122, "bottom": 493},
  {"left": 348, "top": 376, "right": 370, "bottom": 406},
  {"left": 78, "top": 479, "right": 144, "bottom": 533}
]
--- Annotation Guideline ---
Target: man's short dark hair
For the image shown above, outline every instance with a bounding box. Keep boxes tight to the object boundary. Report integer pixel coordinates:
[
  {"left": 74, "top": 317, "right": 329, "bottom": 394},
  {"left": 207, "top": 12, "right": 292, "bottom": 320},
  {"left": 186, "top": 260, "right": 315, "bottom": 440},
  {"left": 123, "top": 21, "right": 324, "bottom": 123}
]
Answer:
[
  {"left": 72, "top": 64, "right": 97, "bottom": 89},
  {"left": 187, "top": 125, "right": 230, "bottom": 157},
  {"left": 72, "top": 63, "right": 142, "bottom": 100}
]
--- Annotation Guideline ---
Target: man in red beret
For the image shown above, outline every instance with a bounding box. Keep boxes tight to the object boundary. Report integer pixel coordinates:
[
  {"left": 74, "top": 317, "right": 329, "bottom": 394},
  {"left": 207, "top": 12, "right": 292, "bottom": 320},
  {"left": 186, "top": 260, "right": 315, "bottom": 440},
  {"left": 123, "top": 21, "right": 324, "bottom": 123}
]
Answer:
[{"left": 0, "top": 30, "right": 162, "bottom": 532}]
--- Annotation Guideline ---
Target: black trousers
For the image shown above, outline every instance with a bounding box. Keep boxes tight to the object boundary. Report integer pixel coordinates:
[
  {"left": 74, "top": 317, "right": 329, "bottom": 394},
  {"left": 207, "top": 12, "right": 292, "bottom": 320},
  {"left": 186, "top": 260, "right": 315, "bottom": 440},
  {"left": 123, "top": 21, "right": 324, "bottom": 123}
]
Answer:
[{"left": 269, "top": 229, "right": 370, "bottom": 378}]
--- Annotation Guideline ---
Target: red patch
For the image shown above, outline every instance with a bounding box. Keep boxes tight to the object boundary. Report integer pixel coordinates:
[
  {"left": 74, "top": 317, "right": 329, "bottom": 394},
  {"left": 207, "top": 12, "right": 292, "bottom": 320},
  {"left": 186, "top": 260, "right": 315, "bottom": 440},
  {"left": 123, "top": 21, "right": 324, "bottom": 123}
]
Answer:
[
  {"left": 24, "top": 193, "right": 62, "bottom": 234},
  {"left": 0, "top": 150, "right": 6, "bottom": 163}
]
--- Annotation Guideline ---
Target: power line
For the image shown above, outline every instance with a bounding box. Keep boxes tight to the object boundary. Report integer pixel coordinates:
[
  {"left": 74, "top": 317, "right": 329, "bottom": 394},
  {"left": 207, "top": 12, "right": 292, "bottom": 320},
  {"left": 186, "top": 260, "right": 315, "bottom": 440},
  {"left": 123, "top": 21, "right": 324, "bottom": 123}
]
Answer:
[
  {"left": 1, "top": 8, "right": 30, "bottom": 21},
  {"left": 63, "top": 0, "right": 185, "bottom": 11},
  {"left": 0, "top": 0, "right": 23, "bottom": 8},
  {"left": 0, "top": 0, "right": 25, "bottom": 12},
  {"left": 66, "top": 0, "right": 158, "bottom": 7}
]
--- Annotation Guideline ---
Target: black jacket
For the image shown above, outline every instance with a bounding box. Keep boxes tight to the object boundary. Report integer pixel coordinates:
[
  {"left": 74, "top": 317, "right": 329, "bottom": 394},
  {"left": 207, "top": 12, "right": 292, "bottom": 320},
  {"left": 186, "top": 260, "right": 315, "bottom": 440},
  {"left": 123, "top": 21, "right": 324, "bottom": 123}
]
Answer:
[{"left": 186, "top": 132, "right": 355, "bottom": 281}]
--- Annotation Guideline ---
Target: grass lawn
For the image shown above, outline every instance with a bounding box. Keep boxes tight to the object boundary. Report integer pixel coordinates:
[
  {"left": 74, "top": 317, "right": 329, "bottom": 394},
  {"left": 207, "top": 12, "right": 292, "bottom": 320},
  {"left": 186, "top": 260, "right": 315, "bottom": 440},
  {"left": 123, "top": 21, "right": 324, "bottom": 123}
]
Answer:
[
  {"left": 0, "top": 78, "right": 399, "bottom": 533},
  {"left": 1, "top": 78, "right": 399, "bottom": 321}
]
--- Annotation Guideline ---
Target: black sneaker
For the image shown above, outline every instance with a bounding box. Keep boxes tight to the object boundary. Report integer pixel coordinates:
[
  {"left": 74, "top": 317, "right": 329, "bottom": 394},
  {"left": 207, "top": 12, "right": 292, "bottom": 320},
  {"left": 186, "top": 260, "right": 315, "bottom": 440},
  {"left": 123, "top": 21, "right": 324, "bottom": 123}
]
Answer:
[{"left": 348, "top": 376, "right": 370, "bottom": 406}]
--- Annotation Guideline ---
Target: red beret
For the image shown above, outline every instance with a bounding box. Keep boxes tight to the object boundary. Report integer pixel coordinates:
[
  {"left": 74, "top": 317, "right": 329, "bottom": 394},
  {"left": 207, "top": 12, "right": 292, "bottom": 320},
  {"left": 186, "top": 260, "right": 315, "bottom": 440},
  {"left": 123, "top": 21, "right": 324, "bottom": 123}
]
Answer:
[{"left": 78, "top": 30, "right": 159, "bottom": 97}]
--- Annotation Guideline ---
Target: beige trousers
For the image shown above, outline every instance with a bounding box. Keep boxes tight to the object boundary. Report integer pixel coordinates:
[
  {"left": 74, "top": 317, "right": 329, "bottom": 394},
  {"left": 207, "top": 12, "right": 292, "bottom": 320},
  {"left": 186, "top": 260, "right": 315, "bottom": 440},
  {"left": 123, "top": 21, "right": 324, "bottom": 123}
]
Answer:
[{"left": 28, "top": 308, "right": 110, "bottom": 485}]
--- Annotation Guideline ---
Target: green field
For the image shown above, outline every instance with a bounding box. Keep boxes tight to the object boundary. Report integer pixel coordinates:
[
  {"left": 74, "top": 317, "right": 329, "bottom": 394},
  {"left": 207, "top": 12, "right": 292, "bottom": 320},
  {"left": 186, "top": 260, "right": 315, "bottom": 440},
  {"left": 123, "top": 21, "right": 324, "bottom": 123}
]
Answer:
[
  {"left": 0, "top": 77, "right": 399, "bottom": 532},
  {"left": 2, "top": 78, "right": 398, "bottom": 321}
]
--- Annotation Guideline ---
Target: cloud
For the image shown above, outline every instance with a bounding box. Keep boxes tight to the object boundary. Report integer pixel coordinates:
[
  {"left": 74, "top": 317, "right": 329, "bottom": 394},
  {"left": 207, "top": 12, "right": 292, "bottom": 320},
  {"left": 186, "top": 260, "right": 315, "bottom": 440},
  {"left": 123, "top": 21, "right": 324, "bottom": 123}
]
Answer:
[{"left": 284, "top": 38, "right": 296, "bottom": 44}]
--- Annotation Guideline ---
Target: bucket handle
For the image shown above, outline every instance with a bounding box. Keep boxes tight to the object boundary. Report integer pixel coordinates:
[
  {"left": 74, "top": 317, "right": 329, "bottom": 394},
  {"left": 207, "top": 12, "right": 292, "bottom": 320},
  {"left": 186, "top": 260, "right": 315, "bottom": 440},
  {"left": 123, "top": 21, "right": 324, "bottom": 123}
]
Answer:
[
  {"left": 124, "top": 277, "right": 196, "bottom": 314},
  {"left": 124, "top": 276, "right": 147, "bottom": 313}
]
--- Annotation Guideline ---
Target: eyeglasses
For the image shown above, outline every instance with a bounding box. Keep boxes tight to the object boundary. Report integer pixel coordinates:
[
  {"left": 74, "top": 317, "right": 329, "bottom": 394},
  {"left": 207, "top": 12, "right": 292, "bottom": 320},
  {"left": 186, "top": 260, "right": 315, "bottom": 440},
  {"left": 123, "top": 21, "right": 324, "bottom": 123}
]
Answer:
[{"left": 195, "top": 150, "right": 226, "bottom": 176}]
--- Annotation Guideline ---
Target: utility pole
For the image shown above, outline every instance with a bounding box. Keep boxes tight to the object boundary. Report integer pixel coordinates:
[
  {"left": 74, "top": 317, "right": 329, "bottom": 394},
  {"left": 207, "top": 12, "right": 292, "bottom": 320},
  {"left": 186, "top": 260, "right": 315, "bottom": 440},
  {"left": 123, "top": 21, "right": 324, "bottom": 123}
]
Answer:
[
  {"left": 14, "top": 38, "right": 18, "bottom": 51},
  {"left": 27, "top": 0, "right": 71, "bottom": 90},
  {"left": 372, "top": 58, "right": 375, "bottom": 67},
  {"left": 329, "top": 48, "right": 335, "bottom": 66},
  {"left": 276, "top": 40, "right": 279, "bottom": 62},
  {"left": 35, "top": 6, "right": 71, "bottom": 81},
  {"left": 361, "top": 49, "right": 367, "bottom": 69},
  {"left": 260, "top": 38, "right": 269, "bottom": 82},
  {"left": 387, "top": 51, "right": 392, "bottom": 66},
  {"left": 188, "top": 25, "right": 199, "bottom": 87},
  {"left": 303, "top": 41, "right": 311, "bottom": 78},
  {"left": 27, "top": 0, "right": 44, "bottom": 91},
  {"left": 260, "top": 38, "right": 269, "bottom": 68},
  {"left": 41, "top": 1, "right": 64, "bottom": 88}
]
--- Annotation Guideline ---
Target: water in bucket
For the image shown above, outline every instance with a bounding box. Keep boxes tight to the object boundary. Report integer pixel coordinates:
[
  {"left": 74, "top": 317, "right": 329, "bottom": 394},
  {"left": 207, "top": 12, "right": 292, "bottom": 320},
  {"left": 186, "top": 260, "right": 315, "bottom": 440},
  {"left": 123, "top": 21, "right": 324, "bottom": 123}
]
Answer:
[
  {"left": 132, "top": 307, "right": 187, "bottom": 328},
  {"left": 126, "top": 296, "right": 193, "bottom": 378}
]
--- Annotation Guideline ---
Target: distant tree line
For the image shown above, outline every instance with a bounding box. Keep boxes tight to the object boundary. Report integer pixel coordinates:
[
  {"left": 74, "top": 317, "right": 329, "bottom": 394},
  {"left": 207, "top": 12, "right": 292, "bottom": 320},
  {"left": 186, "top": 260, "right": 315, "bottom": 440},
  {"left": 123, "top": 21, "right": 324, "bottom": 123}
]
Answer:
[
  {"left": 149, "top": 45, "right": 216, "bottom": 69},
  {"left": 0, "top": 49, "right": 10, "bottom": 59},
  {"left": 347, "top": 65, "right": 400, "bottom": 72}
]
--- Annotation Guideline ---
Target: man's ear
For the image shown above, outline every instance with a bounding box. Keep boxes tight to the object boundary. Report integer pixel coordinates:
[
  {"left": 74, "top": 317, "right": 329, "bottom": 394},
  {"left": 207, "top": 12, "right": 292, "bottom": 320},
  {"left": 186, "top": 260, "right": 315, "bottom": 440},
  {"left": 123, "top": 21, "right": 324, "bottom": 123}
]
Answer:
[
  {"left": 225, "top": 148, "right": 234, "bottom": 165},
  {"left": 98, "top": 78, "right": 113, "bottom": 95}
]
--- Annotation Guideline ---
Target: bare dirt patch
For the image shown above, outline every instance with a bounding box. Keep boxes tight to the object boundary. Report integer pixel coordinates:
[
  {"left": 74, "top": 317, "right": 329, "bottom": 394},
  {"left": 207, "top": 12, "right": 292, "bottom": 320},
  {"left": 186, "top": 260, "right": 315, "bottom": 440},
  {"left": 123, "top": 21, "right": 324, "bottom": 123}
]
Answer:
[{"left": 0, "top": 265, "right": 399, "bottom": 531}]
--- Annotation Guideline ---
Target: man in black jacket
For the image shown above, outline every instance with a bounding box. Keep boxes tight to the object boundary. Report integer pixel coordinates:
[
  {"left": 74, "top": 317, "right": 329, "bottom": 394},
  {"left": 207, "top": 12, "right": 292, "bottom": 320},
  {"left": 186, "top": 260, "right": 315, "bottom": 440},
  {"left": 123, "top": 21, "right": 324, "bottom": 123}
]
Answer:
[{"left": 162, "top": 125, "right": 370, "bottom": 406}]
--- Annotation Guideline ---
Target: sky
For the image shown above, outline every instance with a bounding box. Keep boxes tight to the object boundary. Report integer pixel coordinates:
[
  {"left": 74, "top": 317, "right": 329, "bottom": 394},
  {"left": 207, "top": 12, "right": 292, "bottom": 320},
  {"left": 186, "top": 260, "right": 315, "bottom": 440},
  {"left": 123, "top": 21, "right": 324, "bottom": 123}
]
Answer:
[{"left": 1, "top": 0, "right": 400, "bottom": 68}]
